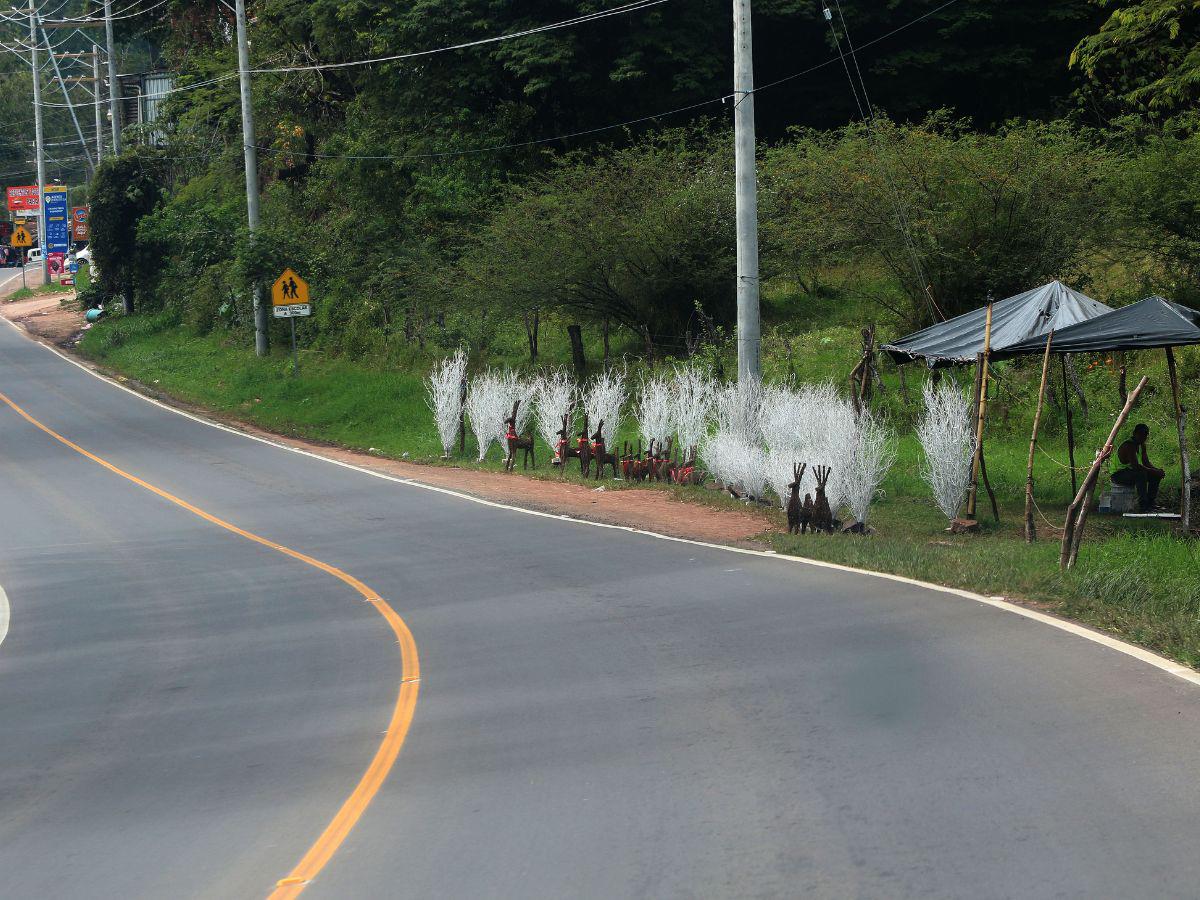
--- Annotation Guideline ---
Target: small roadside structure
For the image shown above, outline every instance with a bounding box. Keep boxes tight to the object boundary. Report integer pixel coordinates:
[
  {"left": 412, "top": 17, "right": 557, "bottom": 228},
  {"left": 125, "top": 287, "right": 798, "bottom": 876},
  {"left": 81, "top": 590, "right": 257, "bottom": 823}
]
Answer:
[
  {"left": 1004, "top": 296, "right": 1200, "bottom": 533},
  {"left": 882, "top": 281, "right": 1112, "bottom": 367}
]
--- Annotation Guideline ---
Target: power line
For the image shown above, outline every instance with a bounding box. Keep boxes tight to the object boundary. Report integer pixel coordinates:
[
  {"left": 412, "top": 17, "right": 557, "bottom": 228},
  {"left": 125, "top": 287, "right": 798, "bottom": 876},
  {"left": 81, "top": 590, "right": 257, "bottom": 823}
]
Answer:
[
  {"left": 34, "top": 0, "right": 670, "bottom": 108},
  {"left": 245, "top": 0, "right": 965, "bottom": 165},
  {"left": 251, "top": 0, "right": 668, "bottom": 75}
]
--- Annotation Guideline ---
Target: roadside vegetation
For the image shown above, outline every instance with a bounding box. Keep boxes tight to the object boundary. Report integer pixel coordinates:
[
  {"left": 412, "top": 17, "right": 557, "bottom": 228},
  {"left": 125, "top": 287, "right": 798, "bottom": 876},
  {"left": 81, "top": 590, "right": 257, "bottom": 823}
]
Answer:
[{"left": 45, "top": 0, "right": 1200, "bottom": 666}]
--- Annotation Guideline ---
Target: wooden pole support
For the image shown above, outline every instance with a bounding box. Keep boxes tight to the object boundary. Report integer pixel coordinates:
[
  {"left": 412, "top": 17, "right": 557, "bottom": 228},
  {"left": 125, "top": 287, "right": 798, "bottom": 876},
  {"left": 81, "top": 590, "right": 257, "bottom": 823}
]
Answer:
[
  {"left": 1060, "top": 376, "right": 1149, "bottom": 570},
  {"left": 1166, "top": 347, "right": 1191, "bottom": 532},
  {"left": 1061, "top": 354, "right": 1078, "bottom": 497},
  {"left": 965, "top": 303, "right": 994, "bottom": 519},
  {"left": 1024, "top": 331, "right": 1054, "bottom": 543}
]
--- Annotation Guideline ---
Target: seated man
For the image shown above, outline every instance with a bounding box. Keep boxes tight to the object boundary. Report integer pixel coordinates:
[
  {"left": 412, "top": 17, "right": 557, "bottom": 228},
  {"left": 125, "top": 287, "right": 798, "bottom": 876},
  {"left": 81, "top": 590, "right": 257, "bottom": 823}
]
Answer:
[{"left": 1111, "top": 423, "right": 1165, "bottom": 512}]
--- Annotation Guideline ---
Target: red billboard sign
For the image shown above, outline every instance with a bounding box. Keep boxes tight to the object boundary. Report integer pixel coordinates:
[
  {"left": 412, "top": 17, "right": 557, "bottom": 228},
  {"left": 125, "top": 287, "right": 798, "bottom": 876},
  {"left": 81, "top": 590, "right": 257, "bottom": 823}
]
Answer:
[
  {"left": 6, "top": 185, "right": 40, "bottom": 212},
  {"left": 71, "top": 207, "right": 89, "bottom": 240}
]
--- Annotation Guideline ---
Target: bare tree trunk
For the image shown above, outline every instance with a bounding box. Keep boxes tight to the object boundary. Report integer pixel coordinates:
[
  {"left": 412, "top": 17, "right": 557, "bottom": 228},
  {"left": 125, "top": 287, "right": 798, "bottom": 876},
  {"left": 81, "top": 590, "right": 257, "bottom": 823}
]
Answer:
[
  {"left": 567, "top": 324, "right": 586, "bottom": 378},
  {"left": 523, "top": 308, "right": 540, "bottom": 362}
]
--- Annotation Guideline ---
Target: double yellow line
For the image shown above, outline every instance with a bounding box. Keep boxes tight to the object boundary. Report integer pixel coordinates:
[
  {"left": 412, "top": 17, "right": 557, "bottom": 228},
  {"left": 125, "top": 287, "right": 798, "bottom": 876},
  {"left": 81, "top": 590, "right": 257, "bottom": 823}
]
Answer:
[{"left": 0, "top": 390, "right": 420, "bottom": 897}]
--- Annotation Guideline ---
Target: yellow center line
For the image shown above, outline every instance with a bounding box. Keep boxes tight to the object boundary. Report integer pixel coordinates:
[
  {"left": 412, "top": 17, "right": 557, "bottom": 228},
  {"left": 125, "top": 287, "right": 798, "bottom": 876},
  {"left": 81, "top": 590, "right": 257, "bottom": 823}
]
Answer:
[{"left": 0, "top": 390, "right": 420, "bottom": 898}]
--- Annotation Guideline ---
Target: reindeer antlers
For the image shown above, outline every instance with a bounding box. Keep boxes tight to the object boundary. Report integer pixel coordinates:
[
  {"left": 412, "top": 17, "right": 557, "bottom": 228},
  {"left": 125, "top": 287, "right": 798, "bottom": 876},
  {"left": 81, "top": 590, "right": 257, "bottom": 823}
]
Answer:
[{"left": 813, "top": 464, "right": 831, "bottom": 487}]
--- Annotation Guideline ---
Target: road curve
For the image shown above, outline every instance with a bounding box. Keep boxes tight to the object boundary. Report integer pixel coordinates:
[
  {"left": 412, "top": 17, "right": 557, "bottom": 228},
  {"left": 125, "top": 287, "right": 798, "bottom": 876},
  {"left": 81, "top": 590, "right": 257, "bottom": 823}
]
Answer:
[{"left": 0, "top": 320, "right": 1198, "bottom": 899}]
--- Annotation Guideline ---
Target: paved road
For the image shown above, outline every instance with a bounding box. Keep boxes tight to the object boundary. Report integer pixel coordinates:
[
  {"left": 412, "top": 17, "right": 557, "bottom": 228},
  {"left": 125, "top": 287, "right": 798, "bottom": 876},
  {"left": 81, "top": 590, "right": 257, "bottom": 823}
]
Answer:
[{"left": 0, "top": 321, "right": 1198, "bottom": 899}]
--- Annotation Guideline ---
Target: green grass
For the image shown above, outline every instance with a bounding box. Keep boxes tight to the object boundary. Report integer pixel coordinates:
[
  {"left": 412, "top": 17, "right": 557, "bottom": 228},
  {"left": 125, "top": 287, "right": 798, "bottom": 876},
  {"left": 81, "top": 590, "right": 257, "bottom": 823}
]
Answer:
[
  {"left": 78, "top": 309, "right": 1200, "bottom": 670},
  {"left": 7, "top": 279, "right": 76, "bottom": 302}
]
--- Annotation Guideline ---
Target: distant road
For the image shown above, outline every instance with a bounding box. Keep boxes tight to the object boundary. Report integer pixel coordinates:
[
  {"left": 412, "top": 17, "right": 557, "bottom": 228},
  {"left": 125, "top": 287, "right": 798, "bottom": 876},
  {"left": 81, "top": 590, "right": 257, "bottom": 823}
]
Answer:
[{"left": 0, "top": 319, "right": 1198, "bottom": 899}]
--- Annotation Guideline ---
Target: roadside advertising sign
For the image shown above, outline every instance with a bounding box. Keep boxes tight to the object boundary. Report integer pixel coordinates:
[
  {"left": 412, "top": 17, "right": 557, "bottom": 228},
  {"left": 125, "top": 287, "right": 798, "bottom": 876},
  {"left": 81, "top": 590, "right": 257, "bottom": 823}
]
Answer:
[
  {"left": 70, "top": 207, "right": 89, "bottom": 241},
  {"left": 47, "top": 252, "right": 65, "bottom": 277},
  {"left": 44, "top": 186, "right": 68, "bottom": 254},
  {"left": 6, "top": 185, "right": 40, "bottom": 212}
]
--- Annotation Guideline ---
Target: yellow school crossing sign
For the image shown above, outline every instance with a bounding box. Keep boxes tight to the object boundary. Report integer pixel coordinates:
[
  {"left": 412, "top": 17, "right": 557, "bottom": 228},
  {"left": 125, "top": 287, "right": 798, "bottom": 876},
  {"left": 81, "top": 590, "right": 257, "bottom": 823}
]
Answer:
[
  {"left": 10, "top": 226, "right": 31, "bottom": 248},
  {"left": 271, "top": 268, "right": 310, "bottom": 318}
]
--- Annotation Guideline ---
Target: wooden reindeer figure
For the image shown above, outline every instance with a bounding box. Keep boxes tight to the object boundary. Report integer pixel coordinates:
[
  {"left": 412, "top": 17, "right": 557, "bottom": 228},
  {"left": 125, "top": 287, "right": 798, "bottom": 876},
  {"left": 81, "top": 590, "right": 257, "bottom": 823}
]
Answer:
[
  {"left": 786, "top": 463, "right": 808, "bottom": 534},
  {"left": 577, "top": 413, "right": 592, "bottom": 477},
  {"left": 504, "top": 400, "right": 536, "bottom": 473},
  {"left": 554, "top": 413, "right": 576, "bottom": 471},
  {"left": 802, "top": 492, "right": 815, "bottom": 533},
  {"left": 590, "top": 421, "right": 619, "bottom": 479},
  {"left": 620, "top": 442, "right": 634, "bottom": 480},
  {"left": 631, "top": 440, "right": 646, "bottom": 481},
  {"left": 811, "top": 464, "right": 834, "bottom": 533}
]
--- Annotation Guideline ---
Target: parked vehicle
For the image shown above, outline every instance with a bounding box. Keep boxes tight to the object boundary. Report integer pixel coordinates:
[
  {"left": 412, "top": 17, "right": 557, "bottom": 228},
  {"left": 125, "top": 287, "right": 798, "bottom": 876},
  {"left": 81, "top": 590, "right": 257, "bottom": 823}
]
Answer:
[{"left": 26, "top": 247, "right": 42, "bottom": 267}]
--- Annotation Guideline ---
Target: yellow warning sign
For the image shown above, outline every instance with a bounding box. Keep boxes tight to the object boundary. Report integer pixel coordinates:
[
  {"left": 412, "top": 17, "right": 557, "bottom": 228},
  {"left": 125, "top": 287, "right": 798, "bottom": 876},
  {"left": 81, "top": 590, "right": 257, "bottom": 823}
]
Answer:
[
  {"left": 271, "top": 268, "right": 309, "bottom": 306},
  {"left": 10, "top": 226, "right": 31, "bottom": 248}
]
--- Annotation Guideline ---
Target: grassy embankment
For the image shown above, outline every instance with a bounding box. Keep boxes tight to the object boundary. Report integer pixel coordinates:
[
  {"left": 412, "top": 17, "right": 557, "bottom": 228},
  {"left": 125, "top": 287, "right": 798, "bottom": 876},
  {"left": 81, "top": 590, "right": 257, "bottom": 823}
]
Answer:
[{"left": 75, "top": 287, "right": 1200, "bottom": 669}]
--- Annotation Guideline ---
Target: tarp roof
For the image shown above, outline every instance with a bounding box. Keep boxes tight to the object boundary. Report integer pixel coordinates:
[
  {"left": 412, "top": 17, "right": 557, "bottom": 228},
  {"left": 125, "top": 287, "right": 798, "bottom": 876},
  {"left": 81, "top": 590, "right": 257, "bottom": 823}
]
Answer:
[
  {"left": 999, "top": 296, "right": 1200, "bottom": 357},
  {"left": 882, "top": 281, "right": 1112, "bottom": 366}
]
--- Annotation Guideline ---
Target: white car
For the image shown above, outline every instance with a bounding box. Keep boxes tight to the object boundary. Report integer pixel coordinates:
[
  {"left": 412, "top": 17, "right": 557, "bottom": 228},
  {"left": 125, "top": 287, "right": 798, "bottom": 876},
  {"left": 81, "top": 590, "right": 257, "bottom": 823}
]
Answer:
[{"left": 25, "top": 247, "right": 42, "bottom": 267}]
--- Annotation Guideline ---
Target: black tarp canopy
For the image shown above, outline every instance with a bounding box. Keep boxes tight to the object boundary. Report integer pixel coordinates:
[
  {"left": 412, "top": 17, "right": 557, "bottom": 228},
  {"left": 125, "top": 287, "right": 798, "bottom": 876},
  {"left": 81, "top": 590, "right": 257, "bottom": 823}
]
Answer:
[
  {"left": 999, "top": 296, "right": 1200, "bottom": 357},
  {"left": 883, "top": 281, "right": 1112, "bottom": 366}
]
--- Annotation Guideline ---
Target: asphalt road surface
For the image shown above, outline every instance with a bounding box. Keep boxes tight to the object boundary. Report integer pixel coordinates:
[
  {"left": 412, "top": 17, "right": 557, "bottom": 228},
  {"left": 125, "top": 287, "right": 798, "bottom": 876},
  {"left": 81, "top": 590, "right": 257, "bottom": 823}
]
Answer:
[{"left": 1, "top": 320, "right": 1198, "bottom": 900}]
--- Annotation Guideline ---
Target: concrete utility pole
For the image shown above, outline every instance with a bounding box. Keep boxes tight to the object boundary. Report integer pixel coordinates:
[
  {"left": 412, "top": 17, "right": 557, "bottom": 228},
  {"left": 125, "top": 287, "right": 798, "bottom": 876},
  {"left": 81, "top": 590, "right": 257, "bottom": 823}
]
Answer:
[
  {"left": 103, "top": 0, "right": 121, "bottom": 154},
  {"left": 235, "top": 0, "right": 268, "bottom": 356},
  {"left": 42, "top": 24, "right": 95, "bottom": 175},
  {"left": 733, "top": 0, "right": 761, "bottom": 385},
  {"left": 93, "top": 49, "right": 104, "bottom": 164},
  {"left": 29, "top": 0, "right": 48, "bottom": 284}
]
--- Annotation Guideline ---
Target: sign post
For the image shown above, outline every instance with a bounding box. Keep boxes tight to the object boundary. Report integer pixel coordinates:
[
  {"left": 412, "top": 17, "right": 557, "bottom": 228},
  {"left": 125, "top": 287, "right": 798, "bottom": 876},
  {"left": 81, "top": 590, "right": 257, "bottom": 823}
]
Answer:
[
  {"left": 271, "top": 268, "right": 311, "bottom": 376},
  {"left": 10, "top": 226, "right": 32, "bottom": 290},
  {"left": 43, "top": 186, "right": 69, "bottom": 259}
]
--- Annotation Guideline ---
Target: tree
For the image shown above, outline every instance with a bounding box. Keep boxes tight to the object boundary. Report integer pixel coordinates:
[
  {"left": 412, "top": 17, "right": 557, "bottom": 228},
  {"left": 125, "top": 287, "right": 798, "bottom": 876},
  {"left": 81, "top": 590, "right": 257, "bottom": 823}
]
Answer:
[
  {"left": 1072, "top": 0, "right": 1200, "bottom": 131},
  {"left": 447, "top": 131, "right": 735, "bottom": 357},
  {"left": 762, "top": 117, "right": 1111, "bottom": 325},
  {"left": 1111, "top": 134, "right": 1200, "bottom": 303},
  {"left": 89, "top": 152, "right": 166, "bottom": 314}
]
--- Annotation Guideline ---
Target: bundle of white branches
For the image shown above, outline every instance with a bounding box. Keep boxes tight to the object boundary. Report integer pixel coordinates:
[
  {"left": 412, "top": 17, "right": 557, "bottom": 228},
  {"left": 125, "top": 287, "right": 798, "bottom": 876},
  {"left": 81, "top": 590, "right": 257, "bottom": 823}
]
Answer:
[
  {"left": 424, "top": 348, "right": 467, "bottom": 457},
  {"left": 759, "top": 382, "right": 809, "bottom": 507},
  {"left": 916, "top": 378, "right": 976, "bottom": 522},
  {"left": 499, "top": 371, "right": 536, "bottom": 435},
  {"left": 842, "top": 407, "right": 896, "bottom": 526},
  {"left": 702, "top": 430, "right": 768, "bottom": 501},
  {"left": 582, "top": 367, "right": 626, "bottom": 447},
  {"left": 670, "top": 366, "right": 714, "bottom": 456},
  {"left": 636, "top": 373, "right": 674, "bottom": 451},
  {"left": 777, "top": 379, "right": 854, "bottom": 508},
  {"left": 714, "top": 378, "right": 765, "bottom": 447},
  {"left": 532, "top": 368, "right": 575, "bottom": 452},
  {"left": 464, "top": 370, "right": 512, "bottom": 461}
]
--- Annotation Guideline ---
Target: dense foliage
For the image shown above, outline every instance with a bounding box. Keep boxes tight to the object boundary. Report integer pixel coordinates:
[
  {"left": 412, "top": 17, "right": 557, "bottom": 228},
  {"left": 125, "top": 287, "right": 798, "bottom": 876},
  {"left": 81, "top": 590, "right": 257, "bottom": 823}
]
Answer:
[{"left": 33, "top": 0, "right": 1199, "bottom": 359}]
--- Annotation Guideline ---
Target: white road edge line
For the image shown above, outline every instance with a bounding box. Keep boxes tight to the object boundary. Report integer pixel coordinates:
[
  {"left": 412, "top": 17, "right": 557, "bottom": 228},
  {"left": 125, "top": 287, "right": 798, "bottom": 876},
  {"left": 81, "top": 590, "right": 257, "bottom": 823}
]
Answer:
[
  {"left": 0, "top": 581, "right": 9, "bottom": 650},
  {"left": 6, "top": 314, "right": 1200, "bottom": 690}
]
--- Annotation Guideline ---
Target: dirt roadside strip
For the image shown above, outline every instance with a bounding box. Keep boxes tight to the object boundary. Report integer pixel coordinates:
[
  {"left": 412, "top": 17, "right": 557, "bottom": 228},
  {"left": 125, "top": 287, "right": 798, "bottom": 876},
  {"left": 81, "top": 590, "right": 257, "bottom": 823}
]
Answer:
[{"left": 0, "top": 293, "right": 774, "bottom": 545}]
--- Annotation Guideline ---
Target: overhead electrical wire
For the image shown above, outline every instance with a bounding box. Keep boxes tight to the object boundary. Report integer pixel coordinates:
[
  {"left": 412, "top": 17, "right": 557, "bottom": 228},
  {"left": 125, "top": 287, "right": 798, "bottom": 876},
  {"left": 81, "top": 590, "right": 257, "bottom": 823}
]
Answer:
[
  {"left": 251, "top": 0, "right": 668, "bottom": 75},
  {"left": 36, "top": 0, "right": 670, "bottom": 108},
  {"left": 824, "top": 0, "right": 945, "bottom": 321},
  {"left": 248, "top": 0, "right": 964, "bottom": 165}
]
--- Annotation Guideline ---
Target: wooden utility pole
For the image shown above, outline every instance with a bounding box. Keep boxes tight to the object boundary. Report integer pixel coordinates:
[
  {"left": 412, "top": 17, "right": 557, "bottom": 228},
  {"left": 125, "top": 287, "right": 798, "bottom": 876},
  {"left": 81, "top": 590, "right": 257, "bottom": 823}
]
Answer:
[
  {"left": 1024, "top": 331, "right": 1054, "bottom": 542},
  {"left": 965, "top": 303, "right": 993, "bottom": 519},
  {"left": 733, "top": 0, "right": 760, "bottom": 386}
]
